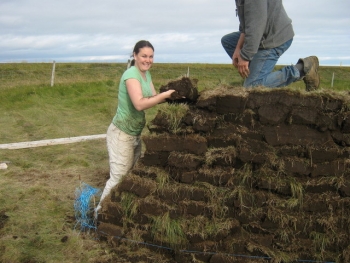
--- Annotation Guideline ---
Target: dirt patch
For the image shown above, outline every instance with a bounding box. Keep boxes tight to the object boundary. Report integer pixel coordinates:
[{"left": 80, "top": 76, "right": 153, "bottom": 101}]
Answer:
[{"left": 0, "top": 211, "right": 9, "bottom": 230}]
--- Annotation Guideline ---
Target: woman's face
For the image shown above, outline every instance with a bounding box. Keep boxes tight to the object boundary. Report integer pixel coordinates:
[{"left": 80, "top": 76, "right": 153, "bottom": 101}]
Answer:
[{"left": 134, "top": 47, "right": 154, "bottom": 72}]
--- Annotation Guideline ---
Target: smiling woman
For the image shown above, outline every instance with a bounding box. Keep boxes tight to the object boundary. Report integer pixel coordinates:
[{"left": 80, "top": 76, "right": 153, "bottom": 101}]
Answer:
[{"left": 95, "top": 40, "right": 177, "bottom": 215}]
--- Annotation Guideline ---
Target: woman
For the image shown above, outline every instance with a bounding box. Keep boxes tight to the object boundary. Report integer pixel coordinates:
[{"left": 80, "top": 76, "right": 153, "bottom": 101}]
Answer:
[{"left": 96, "top": 40, "right": 175, "bottom": 214}]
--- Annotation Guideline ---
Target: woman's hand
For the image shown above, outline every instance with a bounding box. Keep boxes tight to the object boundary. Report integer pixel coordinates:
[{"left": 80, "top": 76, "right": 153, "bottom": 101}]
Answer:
[{"left": 163, "top": 89, "right": 176, "bottom": 99}]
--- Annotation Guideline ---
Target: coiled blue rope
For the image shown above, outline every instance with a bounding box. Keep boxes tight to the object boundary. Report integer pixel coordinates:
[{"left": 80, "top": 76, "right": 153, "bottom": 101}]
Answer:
[{"left": 74, "top": 182, "right": 101, "bottom": 231}]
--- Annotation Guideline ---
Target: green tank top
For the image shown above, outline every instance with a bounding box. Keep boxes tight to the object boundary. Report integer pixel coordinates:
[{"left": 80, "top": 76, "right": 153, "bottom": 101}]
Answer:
[{"left": 112, "top": 66, "right": 153, "bottom": 136}]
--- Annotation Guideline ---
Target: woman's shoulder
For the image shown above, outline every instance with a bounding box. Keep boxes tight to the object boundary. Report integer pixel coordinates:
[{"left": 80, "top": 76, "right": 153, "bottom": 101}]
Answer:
[
  {"left": 122, "top": 66, "right": 140, "bottom": 79},
  {"left": 124, "top": 66, "right": 137, "bottom": 74}
]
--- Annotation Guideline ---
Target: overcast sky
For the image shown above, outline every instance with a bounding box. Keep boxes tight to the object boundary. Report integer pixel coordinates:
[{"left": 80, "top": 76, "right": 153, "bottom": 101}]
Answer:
[{"left": 1, "top": 0, "right": 349, "bottom": 65}]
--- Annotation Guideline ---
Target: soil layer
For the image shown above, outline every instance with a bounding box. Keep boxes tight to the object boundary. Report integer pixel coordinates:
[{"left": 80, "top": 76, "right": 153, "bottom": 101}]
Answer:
[{"left": 98, "top": 79, "right": 350, "bottom": 263}]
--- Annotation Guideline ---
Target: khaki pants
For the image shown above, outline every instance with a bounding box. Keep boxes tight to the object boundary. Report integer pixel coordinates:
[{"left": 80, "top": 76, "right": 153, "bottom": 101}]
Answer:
[{"left": 98, "top": 123, "right": 141, "bottom": 210}]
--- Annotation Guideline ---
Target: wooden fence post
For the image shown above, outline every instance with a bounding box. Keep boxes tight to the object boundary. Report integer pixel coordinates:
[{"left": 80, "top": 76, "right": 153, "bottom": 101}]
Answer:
[
  {"left": 51, "top": 60, "right": 56, "bottom": 87},
  {"left": 331, "top": 72, "right": 334, "bottom": 88}
]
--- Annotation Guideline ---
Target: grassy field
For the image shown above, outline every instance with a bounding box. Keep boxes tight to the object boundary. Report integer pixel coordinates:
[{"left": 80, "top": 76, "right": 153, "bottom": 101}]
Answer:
[{"left": 0, "top": 63, "right": 349, "bottom": 263}]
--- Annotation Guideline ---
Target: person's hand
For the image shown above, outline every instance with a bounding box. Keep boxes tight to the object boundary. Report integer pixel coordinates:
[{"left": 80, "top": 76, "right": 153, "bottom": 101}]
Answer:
[
  {"left": 232, "top": 50, "right": 250, "bottom": 79},
  {"left": 237, "top": 58, "right": 250, "bottom": 78},
  {"left": 164, "top": 89, "right": 177, "bottom": 99}
]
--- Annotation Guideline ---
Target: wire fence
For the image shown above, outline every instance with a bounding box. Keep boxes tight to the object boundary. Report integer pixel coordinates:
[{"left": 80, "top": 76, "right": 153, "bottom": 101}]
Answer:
[
  {"left": 0, "top": 61, "right": 193, "bottom": 89},
  {"left": 0, "top": 62, "right": 127, "bottom": 89},
  {"left": 0, "top": 61, "right": 208, "bottom": 91},
  {"left": 1, "top": 62, "right": 349, "bottom": 90}
]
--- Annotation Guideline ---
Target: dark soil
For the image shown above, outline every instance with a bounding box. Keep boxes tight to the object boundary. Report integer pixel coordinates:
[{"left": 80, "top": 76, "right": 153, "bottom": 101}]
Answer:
[
  {"left": 0, "top": 211, "right": 9, "bottom": 230},
  {"left": 159, "top": 77, "right": 199, "bottom": 103}
]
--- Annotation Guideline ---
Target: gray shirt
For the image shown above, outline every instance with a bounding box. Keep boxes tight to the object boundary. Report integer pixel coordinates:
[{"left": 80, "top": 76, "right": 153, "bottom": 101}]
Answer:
[{"left": 236, "top": 0, "right": 295, "bottom": 61}]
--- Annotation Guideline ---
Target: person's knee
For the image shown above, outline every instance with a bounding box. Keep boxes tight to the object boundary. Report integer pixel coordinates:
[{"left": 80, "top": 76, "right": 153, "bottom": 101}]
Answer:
[
  {"left": 221, "top": 32, "right": 233, "bottom": 44},
  {"left": 221, "top": 35, "right": 228, "bottom": 46}
]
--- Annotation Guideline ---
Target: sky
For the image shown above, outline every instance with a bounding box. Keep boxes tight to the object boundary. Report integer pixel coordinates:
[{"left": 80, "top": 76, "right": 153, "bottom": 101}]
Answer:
[{"left": 1, "top": 0, "right": 349, "bottom": 66}]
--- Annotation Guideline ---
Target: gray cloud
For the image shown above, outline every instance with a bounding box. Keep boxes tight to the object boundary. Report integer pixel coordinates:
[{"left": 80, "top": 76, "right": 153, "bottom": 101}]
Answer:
[{"left": 0, "top": 0, "right": 349, "bottom": 65}]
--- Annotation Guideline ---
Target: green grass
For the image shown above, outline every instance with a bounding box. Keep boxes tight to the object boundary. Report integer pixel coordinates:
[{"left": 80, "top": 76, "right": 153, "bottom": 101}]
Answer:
[
  {"left": 0, "top": 81, "right": 116, "bottom": 143},
  {"left": 0, "top": 142, "right": 112, "bottom": 262},
  {"left": 0, "top": 62, "right": 349, "bottom": 262}
]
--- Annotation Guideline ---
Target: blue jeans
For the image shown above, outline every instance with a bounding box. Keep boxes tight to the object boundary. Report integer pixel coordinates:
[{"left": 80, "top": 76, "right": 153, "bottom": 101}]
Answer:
[{"left": 221, "top": 32, "right": 300, "bottom": 88}]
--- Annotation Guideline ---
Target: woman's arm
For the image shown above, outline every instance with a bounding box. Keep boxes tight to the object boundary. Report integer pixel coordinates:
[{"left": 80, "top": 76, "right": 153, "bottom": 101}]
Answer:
[
  {"left": 150, "top": 81, "right": 157, "bottom": 96},
  {"left": 126, "top": 79, "right": 175, "bottom": 111}
]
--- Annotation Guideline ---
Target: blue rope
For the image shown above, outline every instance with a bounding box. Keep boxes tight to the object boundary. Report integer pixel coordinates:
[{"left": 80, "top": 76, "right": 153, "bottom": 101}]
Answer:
[
  {"left": 98, "top": 230, "right": 335, "bottom": 263},
  {"left": 74, "top": 182, "right": 101, "bottom": 231}
]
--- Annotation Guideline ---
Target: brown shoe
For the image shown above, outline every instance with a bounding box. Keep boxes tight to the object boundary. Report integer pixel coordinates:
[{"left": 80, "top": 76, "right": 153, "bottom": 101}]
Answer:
[{"left": 298, "top": 56, "right": 320, "bottom": 91}]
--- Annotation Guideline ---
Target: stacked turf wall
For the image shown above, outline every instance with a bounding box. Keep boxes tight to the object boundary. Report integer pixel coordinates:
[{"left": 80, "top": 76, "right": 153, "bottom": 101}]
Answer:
[{"left": 98, "top": 86, "right": 350, "bottom": 263}]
